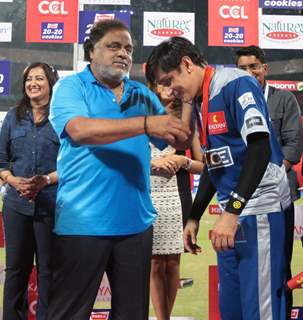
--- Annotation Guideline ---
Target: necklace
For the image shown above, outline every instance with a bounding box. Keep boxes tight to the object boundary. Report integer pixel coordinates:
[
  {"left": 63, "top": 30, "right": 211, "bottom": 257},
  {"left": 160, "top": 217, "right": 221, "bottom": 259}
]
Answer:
[{"left": 113, "top": 81, "right": 124, "bottom": 104}]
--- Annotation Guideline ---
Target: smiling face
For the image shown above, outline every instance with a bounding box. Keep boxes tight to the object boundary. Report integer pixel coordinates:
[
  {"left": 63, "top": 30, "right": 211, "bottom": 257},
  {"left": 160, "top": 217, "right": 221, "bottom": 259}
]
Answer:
[
  {"left": 25, "top": 67, "right": 50, "bottom": 104},
  {"left": 89, "top": 28, "right": 133, "bottom": 86},
  {"left": 237, "top": 55, "right": 268, "bottom": 87},
  {"left": 155, "top": 56, "right": 202, "bottom": 104}
]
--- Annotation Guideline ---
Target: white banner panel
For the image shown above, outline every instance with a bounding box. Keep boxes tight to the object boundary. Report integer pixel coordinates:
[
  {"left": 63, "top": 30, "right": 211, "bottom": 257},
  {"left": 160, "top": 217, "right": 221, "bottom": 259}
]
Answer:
[
  {"left": 259, "top": 14, "right": 303, "bottom": 49},
  {"left": 0, "top": 23, "right": 12, "bottom": 42},
  {"left": 143, "top": 12, "right": 195, "bottom": 46}
]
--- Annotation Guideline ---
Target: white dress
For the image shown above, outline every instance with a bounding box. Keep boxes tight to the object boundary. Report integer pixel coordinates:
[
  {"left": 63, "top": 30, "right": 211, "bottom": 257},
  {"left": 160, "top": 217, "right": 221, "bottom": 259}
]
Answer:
[{"left": 150, "top": 144, "right": 184, "bottom": 255}]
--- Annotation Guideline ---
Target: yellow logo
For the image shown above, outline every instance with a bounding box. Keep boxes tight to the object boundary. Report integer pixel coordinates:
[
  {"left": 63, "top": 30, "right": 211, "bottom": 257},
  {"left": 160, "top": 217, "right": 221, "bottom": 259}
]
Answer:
[
  {"left": 213, "top": 115, "right": 218, "bottom": 123},
  {"left": 233, "top": 200, "right": 242, "bottom": 209}
]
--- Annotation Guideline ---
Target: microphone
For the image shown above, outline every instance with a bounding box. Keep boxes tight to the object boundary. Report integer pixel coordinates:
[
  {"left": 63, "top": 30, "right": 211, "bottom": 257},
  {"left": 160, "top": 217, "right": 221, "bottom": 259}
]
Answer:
[{"left": 286, "top": 271, "right": 303, "bottom": 291}]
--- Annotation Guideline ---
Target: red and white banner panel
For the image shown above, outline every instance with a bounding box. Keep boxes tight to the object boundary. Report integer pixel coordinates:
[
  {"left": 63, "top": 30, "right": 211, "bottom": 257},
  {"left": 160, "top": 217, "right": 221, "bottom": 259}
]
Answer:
[
  {"left": 26, "top": 0, "right": 78, "bottom": 43},
  {"left": 208, "top": 0, "right": 259, "bottom": 47}
]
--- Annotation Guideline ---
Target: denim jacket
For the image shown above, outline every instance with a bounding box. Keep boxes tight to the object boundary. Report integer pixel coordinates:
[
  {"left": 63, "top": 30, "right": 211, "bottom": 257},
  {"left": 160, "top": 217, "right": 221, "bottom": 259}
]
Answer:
[{"left": 0, "top": 107, "right": 59, "bottom": 216}]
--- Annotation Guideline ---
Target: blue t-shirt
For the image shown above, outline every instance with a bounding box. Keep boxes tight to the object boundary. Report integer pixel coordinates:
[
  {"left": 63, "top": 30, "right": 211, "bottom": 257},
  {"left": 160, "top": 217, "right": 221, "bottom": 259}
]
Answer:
[
  {"left": 49, "top": 66, "right": 166, "bottom": 235},
  {"left": 205, "top": 67, "right": 290, "bottom": 215}
]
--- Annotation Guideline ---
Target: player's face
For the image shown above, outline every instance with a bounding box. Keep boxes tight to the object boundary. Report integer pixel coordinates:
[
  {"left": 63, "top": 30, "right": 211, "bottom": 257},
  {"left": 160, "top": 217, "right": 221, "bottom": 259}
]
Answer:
[
  {"left": 155, "top": 57, "right": 201, "bottom": 104},
  {"left": 237, "top": 55, "right": 268, "bottom": 87}
]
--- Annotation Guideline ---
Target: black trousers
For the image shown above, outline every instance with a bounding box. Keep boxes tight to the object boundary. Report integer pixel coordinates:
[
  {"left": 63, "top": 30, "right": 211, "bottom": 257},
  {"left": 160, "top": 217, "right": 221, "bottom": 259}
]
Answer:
[
  {"left": 284, "top": 202, "right": 294, "bottom": 320},
  {"left": 47, "top": 226, "right": 153, "bottom": 320},
  {"left": 2, "top": 204, "right": 54, "bottom": 320}
]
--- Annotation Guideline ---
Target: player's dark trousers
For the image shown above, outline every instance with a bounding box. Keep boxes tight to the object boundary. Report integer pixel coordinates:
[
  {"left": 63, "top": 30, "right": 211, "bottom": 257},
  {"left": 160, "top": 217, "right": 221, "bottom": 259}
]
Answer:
[
  {"left": 2, "top": 204, "right": 54, "bottom": 320},
  {"left": 47, "top": 226, "right": 153, "bottom": 320}
]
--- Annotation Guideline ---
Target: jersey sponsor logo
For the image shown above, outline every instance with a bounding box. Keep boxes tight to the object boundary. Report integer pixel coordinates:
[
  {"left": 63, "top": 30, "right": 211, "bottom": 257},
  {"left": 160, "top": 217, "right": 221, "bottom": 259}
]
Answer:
[
  {"left": 208, "top": 111, "right": 228, "bottom": 135},
  {"left": 245, "top": 116, "right": 264, "bottom": 129},
  {"left": 205, "top": 146, "right": 234, "bottom": 170},
  {"left": 238, "top": 92, "right": 256, "bottom": 110}
]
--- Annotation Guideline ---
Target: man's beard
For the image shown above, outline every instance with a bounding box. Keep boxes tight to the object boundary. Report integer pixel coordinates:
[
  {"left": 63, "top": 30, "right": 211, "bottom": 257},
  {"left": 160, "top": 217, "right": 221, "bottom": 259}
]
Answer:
[{"left": 95, "top": 64, "right": 128, "bottom": 84}]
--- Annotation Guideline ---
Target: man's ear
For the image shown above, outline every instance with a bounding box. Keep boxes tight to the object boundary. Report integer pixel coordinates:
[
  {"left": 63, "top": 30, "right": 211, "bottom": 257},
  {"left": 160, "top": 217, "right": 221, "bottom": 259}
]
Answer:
[
  {"left": 89, "top": 48, "right": 94, "bottom": 61},
  {"left": 181, "top": 56, "right": 194, "bottom": 73},
  {"left": 263, "top": 63, "right": 269, "bottom": 76}
]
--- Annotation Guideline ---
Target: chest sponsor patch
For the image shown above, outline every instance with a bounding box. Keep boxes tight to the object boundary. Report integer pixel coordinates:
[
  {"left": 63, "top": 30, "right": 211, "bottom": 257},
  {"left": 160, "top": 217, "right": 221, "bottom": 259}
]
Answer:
[
  {"left": 245, "top": 116, "right": 264, "bottom": 129},
  {"left": 208, "top": 111, "right": 228, "bottom": 135},
  {"left": 205, "top": 146, "right": 234, "bottom": 170},
  {"left": 238, "top": 92, "right": 256, "bottom": 110}
]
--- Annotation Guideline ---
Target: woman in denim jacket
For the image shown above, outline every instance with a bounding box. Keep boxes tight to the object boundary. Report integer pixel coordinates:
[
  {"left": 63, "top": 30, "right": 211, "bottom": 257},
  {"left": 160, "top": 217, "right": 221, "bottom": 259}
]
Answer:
[{"left": 0, "top": 62, "right": 59, "bottom": 320}]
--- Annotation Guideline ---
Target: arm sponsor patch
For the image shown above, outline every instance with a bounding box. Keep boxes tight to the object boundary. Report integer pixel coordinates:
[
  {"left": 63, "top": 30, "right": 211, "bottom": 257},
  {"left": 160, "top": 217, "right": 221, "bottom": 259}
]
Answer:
[
  {"left": 238, "top": 92, "right": 256, "bottom": 110},
  {"left": 245, "top": 116, "right": 263, "bottom": 129}
]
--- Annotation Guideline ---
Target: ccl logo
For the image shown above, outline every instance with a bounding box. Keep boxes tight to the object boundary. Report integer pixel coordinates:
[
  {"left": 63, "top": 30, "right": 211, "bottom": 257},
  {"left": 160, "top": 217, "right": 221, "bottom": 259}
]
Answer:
[
  {"left": 219, "top": 5, "right": 248, "bottom": 20},
  {"left": 38, "top": 1, "right": 68, "bottom": 15}
]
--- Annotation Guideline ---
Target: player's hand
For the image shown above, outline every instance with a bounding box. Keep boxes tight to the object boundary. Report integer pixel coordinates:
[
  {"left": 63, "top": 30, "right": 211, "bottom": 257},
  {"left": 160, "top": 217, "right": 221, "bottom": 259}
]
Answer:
[
  {"left": 183, "top": 218, "right": 202, "bottom": 254},
  {"left": 210, "top": 211, "right": 239, "bottom": 251}
]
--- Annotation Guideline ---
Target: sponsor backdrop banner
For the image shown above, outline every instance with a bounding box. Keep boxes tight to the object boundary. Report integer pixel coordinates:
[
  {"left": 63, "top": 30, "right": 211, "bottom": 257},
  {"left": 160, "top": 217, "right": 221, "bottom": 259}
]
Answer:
[
  {"left": 259, "top": 0, "right": 303, "bottom": 9},
  {"left": 26, "top": 0, "right": 78, "bottom": 43},
  {"left": 208, "top": 0, "right": 259, "bottom": 46},
  {"left": 78, "top": 10, "right": 131, "bottom": 44},
  {"left": 143, "top": 12, "right": 195, "bottom": 46},
  {"left": 268, "top": 80, "right": 303, "bottom": 92},
  {"left": 0, "top": 22, "right": 12, "bottom": 42},
  {"left": 0, "top": 60, "right": 10, "bottom": 96},
  {"left": 259, "top": 14, "right": 303, "bottom": 49}
]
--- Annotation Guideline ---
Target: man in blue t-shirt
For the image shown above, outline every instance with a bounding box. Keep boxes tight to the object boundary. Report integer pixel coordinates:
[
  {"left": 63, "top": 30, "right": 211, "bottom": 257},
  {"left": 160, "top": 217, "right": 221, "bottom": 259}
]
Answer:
[
  {"left": 145, "top": 37, "right": 290, "bottom": 320},
  {"left": 47, "top": 21, "right": 194, "bottom": 320}
]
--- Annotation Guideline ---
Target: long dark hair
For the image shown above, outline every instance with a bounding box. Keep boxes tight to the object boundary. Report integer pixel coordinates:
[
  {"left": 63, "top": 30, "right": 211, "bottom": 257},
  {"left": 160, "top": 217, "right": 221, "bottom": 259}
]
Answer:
[{"left": 16, "top": 62, "right": 59, "bottom": 123}]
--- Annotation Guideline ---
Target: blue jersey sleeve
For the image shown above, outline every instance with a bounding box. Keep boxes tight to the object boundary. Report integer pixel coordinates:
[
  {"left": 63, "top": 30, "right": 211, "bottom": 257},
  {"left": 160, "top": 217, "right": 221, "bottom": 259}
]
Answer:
[{"left": 225, "top": 75, "right": 270, "bottom": 144}]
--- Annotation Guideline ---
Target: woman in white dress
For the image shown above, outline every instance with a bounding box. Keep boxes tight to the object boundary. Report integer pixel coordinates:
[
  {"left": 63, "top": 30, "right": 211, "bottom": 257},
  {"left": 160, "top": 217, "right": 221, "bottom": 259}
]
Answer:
[{"left": 149, "top": 85, "right": 203, "bottom": 320}]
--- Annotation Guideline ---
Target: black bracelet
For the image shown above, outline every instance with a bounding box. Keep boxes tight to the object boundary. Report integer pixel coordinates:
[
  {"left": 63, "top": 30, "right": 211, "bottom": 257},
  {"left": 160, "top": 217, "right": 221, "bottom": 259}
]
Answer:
[
  {"left": 225, "top": 196, "right": 246, "bottom": 215},
  {"left": 144, "top": 116, "right": 150, "bottom": 137}
]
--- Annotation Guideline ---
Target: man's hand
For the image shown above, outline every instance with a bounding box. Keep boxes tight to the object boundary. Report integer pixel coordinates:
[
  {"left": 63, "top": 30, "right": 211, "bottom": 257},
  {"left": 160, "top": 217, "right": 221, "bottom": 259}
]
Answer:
[
  {"left": 210, "top": 211, "right": 239, "bottom": 251},
  {"left": 146, "top": 115, "right": 190, "bottom": 145},
  {"left": 183, "top": 218, "right": 202, "bottom": 254}
]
